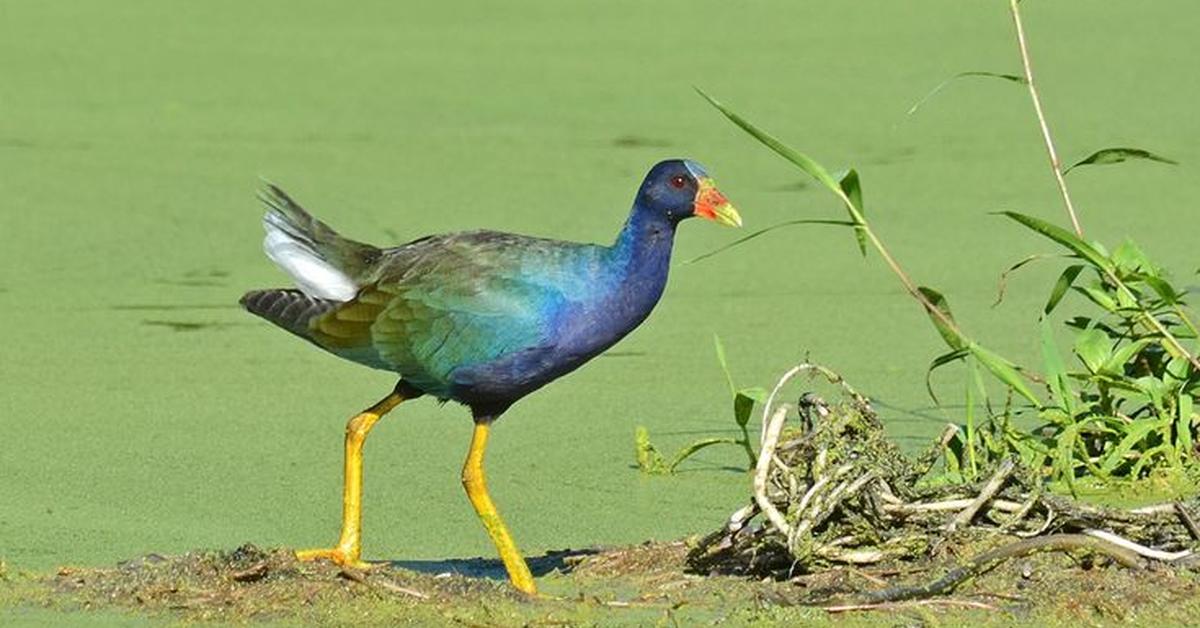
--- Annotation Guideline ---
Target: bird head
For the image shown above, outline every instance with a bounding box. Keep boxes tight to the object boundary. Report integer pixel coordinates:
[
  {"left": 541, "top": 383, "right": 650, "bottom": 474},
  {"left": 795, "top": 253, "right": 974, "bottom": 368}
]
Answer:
[{"left": 638, "top": 159, "right": 742, "bottom": 228}]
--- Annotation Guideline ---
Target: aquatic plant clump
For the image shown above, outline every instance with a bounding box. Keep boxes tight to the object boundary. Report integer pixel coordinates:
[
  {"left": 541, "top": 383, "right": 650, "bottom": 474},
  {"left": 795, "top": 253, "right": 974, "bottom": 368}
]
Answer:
[{"left": 687, "top": 365, "right": 1200, "bottom": 600}]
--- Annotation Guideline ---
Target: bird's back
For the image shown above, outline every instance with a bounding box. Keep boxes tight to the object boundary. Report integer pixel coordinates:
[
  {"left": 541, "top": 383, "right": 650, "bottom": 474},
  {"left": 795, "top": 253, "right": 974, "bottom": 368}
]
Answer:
[{"left": 245, "top": 222, "right": 625, "bottom": 402}]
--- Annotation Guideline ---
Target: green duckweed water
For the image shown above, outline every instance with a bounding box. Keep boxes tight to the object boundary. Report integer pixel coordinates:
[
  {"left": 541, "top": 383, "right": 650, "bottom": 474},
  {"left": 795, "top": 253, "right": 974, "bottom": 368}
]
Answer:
[{"left": 2, "top": 1, "right": 1198, "bottom": 621}]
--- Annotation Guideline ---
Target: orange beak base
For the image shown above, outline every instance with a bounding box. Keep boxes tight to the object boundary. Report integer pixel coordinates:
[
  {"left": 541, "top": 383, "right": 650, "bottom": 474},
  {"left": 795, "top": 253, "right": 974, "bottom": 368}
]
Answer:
[{"left": 693, "top": 178, "right": 742, "bottom": 227}]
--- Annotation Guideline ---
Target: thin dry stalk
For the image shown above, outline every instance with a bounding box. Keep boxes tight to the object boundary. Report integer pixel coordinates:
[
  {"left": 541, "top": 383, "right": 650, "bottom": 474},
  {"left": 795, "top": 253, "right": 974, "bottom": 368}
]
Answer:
[{"left": 1009, "top": 0, "right": 1082, "bottom": 237}]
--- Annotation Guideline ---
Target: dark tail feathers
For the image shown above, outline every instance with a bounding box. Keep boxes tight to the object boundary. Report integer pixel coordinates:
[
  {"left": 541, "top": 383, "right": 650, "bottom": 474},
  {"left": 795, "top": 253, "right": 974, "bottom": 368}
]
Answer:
[{"left": 240, "top": 289, "right": 339, "bottom": 340}]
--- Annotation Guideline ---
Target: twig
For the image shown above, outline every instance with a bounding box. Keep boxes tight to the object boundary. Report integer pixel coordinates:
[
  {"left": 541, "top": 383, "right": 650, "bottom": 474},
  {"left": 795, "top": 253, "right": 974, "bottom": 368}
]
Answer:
[
  {"left": 885, "top": 498, "right": 1023, "bottom": 515},
  {"left": 1016, "top": 503, "right": 1054, "bottom": 538},
  {"left": 863, "top": 534, "right": 1143, "bottom": 604},
  {"left": 754, "top": 404, "right": 794, "bottom": 537},
  {"left": 1009, "top": 0, "right": 1082, "bottom": 237},
  {"left": 340, "top": 567, "right": 430, "bottom": 600},
  {"left": 824, "top": 598, "right": 999, "bottom": 613},
  {"left": 229, "top": 561, "right": 269, "bottom": 583},
  {"left": 1082, "top": 529, "right": 1193, "bottom": 562},
  {"left": 726, "top": 503, "right": 756, "bottom": 533},
  {"left": 375, "top": 579, "right": 430, "bottom": 600},
  {"left": 1173, "top": 502, "right": 1200, "bottom": 541},
  {"left": 1131, "top": 503, "right": 1177, "bottom": 515},
  {"left": 998, "top": 486, "right": 1042, "bottom": 533},
  {"left": 947, "top": 459, "right": 1016, "bottom": 532}
]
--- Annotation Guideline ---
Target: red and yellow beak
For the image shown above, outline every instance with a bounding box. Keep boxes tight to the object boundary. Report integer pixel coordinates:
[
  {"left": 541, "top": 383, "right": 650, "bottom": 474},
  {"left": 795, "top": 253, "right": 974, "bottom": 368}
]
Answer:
[{"left": 693, "top": 178, "right": 742, "bottom": 227}]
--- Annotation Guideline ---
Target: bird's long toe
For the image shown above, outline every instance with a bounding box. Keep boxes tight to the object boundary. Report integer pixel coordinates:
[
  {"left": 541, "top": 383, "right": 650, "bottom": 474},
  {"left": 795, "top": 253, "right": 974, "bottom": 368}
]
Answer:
[{"left": 294, "top": 547, "right": 374, "bottom": 571}]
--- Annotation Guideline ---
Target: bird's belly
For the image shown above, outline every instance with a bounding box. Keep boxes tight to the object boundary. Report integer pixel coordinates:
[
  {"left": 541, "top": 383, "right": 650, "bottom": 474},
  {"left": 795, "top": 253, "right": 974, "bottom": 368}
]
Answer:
[
  {"left": 445, "top": 300, "right": 655, "bottom": 414},
  {"left": 446, "top": 344, "right": 593, "bottom": 415}
]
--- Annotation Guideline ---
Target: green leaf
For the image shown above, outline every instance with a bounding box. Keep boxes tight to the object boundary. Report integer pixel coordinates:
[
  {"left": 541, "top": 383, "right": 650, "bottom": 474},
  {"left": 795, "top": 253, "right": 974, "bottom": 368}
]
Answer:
[
  {"left": 696, "top": 88, "right": 864, "bottom": 233},
  {"left": 1100, "top": 338, "right": 1155, "bottom": 376},
  {"left": 1072, "top": 285, "right": 1118, "bottom": 312},
  {"left": 1040, "top": 318, "right": 1074, "bottom": 412},
  {"left": 1111, "top": 240, "right": 1155, "bottom": 275},
  {"left": 1099, "top": 417, "right": 1166, "bottom": 477},
  {"left": 1131, "top": 443, "right": 1173, "bottom": 479},
  {"left": 964, "top": 361, "right": 979, "bottom": 479},
  {"left": 734, "top": 387, "right": 768, "bottom": 428},
  {"left": 1064, "top": 147, "right": 1179, "bottom": 175},
  {"left": 925, "top": 348, "right": 969, "bottom": 403},
  {"left": 1134, "top": 376, "right": 1168, "bottom": 409},
  {"left": 917, "top": 286, "right": 966, "bottom": 351},
  {"left": 697, "top": 88, "right": 842, "bottom": 194},
  {"left": 1074, "top": 328, "right": 1113, "bottom": 374},
  {"left": 685, "top": 219, "right": 857, "bottom": 264},
  {"left": 1054, "top": 422, "right": 1080, "bottom": 489},
  {"left": 970, "top": 343, "right": 1041, "bottom": 406},
  {"left": 1044, "top": 265, "right": 1085, "bottom": 315},
  {"left": 906, "top": 71, "right": 1026, "bottom": 117},
  {"left": 998, "top": 211, "right": 1115, "bottom": 274},
  {"left": 1178, "top": 392, "right": 1195, "bottom": 456},
  {"left": 1140, "top": 275, "right": 1181, "bottom": 305},
  {"left": 836, "top": 169, "right": 867, "bottom": 256}
]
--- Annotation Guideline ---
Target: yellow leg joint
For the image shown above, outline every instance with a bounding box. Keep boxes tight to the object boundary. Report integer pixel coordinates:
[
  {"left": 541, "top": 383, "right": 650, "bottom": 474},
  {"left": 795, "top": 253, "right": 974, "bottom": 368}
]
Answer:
[
  {"left": 296, "top": 390, "right": 407, "bottom": 569},
  {"left": 462, "top": 422, "right": 537, "bottom": 595}
]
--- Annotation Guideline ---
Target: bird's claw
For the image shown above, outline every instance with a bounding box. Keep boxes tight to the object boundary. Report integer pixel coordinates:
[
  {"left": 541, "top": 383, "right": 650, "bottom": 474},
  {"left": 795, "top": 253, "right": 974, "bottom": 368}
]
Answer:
[{"left": 294, "top": 547, "right": 374, "bottom": 571}]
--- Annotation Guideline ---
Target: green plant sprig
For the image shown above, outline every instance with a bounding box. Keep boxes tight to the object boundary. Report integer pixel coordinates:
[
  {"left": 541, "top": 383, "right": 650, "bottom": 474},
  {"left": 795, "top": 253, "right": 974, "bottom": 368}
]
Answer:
[
  {"left": 634, "top": 336, "right": 765, "bottom": 475},
  {"left": 696, "top": 88, "right": 1040, "bottom": 406}
]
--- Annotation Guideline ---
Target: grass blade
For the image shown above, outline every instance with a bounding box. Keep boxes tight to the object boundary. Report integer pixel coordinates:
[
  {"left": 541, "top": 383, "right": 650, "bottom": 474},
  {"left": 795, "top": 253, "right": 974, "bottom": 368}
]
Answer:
[
  {"left": 1178, "top": 392, "right": 1194, "bottom": 459},
  {"left": 1054, "top": 422, "right": 1080, "bottom": 490},
  {"left": 698, "top": 88, "right": 841, "bottom": 192},
  {"left": 925, "top": 348, "right": 969, "bottom": 403},
  {"left": 1064, "top": 147, "right": 1179, "bottom": 175},
  {"left": 906, "top": 71, "right": 1026, "bottom": 116},
  {"left": 1040, "top": 317, "right": 1073, "bottom": 413},
  {"left": 994, "top": 253, "right": 1060, "bottom": 307},
  {"left": 836, "top": 169, "right": 867, "bottom": 256},
  {"left": 969, "top": 343, "right": 1041, "bottom": 406},
  {"left": 1044, "top": 264, "right": 1085, "bottom": 315},
  {"left": 667, "top": 437, "right": 739, "bottom": 472},
  {"left": 686, "top": 219, "right": 856, "bottom": 264},
  {"left": 1100, "top": 338, "right": 1154, "bottom": 375},
  {"left": 997, "top": 211, "right": 1115, "bottom": 273},
  {"left": 713, "top": 334, "right": 735, "bottom": 395},
  {"left": 1099, "top": 417, "right": 1170, "bottom": 475},
  {"left": 916, "top": 286, "right": 967, "bottom": 351},
  {"left": 696, "top": 88, "right": 864, "bottom": 234}
]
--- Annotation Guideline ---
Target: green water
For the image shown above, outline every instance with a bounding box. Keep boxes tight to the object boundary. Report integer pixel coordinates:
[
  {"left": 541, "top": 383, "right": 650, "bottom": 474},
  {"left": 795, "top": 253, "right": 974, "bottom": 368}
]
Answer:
[{"left": 2, "top": 0, "right": 1197, "bottom": 589}]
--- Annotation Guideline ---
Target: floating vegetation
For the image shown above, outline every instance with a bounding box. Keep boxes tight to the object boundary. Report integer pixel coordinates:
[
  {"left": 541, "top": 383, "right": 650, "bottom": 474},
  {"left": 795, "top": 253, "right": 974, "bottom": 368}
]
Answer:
[{"left": 688, "top": 364, "right": 1200, "bottom": 604}]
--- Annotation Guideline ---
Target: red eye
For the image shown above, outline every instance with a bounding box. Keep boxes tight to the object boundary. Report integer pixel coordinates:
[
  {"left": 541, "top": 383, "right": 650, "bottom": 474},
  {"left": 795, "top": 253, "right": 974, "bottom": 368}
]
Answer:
[{"left": 669, "top": 175, "right": 687, "bottom": 189}]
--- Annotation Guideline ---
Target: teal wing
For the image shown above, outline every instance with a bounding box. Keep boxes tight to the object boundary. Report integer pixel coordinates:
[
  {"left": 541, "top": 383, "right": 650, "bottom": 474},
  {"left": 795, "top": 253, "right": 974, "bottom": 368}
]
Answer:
[{"left": 308, "top": 231, "right": 602, "bottom": 396}]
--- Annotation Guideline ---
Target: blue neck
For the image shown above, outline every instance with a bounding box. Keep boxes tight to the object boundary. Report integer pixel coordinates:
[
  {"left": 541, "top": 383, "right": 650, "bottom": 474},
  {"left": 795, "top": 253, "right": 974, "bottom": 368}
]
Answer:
[
  {"left": 609, "top": 205, "right": 676, "bottom": 283},
  {"left": 541, "top": 203, "right": 677, "bottom": 364}
]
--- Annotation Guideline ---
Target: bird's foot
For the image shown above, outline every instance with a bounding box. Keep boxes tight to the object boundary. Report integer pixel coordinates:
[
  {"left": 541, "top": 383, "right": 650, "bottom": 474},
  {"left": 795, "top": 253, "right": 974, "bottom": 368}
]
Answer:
[{"left": 294, "top": 546, "right": 374, "bottom": 571}]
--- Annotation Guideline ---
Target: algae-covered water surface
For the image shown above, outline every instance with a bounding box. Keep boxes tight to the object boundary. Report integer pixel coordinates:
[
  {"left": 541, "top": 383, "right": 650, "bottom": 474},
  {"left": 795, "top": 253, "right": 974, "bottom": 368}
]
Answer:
[{"left": 2, "top": 0, "right": 1199, "bottom": 623}]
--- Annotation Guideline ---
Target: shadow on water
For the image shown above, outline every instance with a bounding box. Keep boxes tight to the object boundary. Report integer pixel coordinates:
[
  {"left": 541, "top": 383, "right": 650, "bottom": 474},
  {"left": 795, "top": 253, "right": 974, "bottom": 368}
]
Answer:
[
  {"left": 141, "top": 320, "right": 245, "bottom": 332},
  {"left": 389, "top": 548, "right": 598, "bottom": 579},
  {"left": 153, "top": 279, "right": 228, "bottom": 287},
  {"left": 768, "top": 180, "right": 810, "bottom": 192},
  {"left": 611, "top": 134, "right": 673, "bottom": 148},
  {"left": 112, "top": 304, "right": 240, "bottom": 311},
  {"left": 601, "top": 350, "right": 646, "bottom": 358}
]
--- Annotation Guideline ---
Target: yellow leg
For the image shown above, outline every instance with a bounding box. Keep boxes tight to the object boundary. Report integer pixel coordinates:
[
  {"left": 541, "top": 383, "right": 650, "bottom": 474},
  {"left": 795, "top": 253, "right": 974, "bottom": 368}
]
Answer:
[
  {"left": 461, "top": 422, "right": 537, "bottom": 595},
  {"left": 296, "top": 390, "right": 407, "bottom": 569}
]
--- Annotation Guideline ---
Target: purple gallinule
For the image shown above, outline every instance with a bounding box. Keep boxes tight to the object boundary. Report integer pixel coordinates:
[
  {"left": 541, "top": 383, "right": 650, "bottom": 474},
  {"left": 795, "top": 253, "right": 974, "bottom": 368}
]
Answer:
[{"left": 241, "top": 159, "right": 741, "bottom": 594}]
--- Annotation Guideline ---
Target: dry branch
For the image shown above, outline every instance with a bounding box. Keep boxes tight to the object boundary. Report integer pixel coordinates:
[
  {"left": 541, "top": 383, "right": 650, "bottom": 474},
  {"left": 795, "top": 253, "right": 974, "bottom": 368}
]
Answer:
[{"left": 687, "top": 364, "right": 1200, "bottom": 603}]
